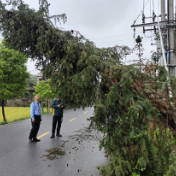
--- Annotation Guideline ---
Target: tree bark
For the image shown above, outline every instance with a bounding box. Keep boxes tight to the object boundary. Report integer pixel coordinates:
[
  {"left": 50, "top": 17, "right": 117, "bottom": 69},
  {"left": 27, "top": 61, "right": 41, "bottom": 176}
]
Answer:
[
  {"left": 42, "top": 101, "right": 44, "bottom": 114},
  {"left": 2, "top": 100, "right": 7, "bottom": 122},
  {"left": 47, "top": 100, "right": 50, "bottom": 113}
]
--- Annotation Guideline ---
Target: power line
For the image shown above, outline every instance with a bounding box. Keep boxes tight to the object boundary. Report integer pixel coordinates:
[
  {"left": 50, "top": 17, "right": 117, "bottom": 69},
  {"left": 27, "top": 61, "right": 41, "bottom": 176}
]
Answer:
[
  {"left": 95, "top": 38, "right": 152, "bottom": 45},
  {"left": 96, "top": 41, "right": 138, "bottom": 46},
  {"left": 90, "top": 33, "right": 142, "bottom": 40},
  {"left": 143, "top": 0, "right": 145, "bottom": 13},
  {"left": 133, "top": 0, "right": 150, "bottom": 26},
  {"left": 97, "top": 40, "right": 155, "bottom": 47},
  {"left": 96, "top": 38, "right": 135, "bottom": 44},
  {"left": 97, "top": 42, "right": 136, "bottom": 47}
]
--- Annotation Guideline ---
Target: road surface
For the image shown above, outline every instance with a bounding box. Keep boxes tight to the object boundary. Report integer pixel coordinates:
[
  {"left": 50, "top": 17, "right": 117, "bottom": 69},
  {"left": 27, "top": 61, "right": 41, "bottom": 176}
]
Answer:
[{"left": 0, "top": 107, "right": 108, "bottom": 176}]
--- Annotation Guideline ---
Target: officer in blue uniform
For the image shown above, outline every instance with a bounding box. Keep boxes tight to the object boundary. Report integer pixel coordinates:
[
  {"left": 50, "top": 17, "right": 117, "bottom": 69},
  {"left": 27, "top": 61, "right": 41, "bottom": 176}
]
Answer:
[
  {"left": 50, "top": 95, "right": 66, "bottom": 138},
  {"left": 29, "top": 95, "right": 42, "bottom": 143}
]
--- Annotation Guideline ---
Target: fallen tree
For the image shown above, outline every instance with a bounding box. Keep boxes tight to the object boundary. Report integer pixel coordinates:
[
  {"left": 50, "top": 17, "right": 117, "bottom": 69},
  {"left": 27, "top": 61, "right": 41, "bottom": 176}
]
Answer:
[{"left": 0, "top": 1, "right": 176, "bottom": 175}]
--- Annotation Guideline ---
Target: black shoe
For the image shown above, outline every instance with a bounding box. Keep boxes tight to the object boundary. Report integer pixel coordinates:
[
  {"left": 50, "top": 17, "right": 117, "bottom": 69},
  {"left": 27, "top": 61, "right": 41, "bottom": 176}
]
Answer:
[
  {"left": 33, "top": 138, "right": 41, "bottom": 142},
  {"left": 56, "top": 133, "right": 62, "bottom": 137},
  {"left": 29, "top": 138, "right": 33, "bottom": 143},
  {"left": 50, "top": 134, "right": 55, "bottom": 138}
]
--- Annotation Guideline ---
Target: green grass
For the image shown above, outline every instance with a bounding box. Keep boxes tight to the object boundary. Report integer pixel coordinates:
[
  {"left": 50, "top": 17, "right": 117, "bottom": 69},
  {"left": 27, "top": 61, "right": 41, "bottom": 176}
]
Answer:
[
  {"left": 0, "top": 107, "right": 52, "bottom": 125},
  {"left": 0, "top": 121, "right": 8, "bottom": 125}
]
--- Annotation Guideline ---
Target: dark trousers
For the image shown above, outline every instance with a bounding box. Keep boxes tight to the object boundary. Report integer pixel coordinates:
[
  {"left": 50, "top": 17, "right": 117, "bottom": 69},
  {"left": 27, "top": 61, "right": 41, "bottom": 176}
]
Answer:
[
  {"left": 52, "top": 116, "right": 63, "bottom": 134},
  {"left": 29, "top": 115, "right": 41, "bottom": 139}
]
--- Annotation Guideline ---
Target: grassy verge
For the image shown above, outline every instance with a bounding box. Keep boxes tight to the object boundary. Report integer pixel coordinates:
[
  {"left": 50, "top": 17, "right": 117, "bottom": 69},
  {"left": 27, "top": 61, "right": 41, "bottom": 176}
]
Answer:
[
  {"left": 0, "top": 106, "right": 72, "bottom": 125},
  {"left": 0, "top": 107, "right": 52, "bottom": 125}
]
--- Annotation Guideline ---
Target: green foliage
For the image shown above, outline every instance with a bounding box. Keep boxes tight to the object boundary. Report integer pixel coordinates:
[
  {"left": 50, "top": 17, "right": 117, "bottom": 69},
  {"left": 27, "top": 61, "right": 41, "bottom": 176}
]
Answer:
[
  {"left": 132, "top": 173, "right": 140, "bottom": 176},
  {"left": 26, "top": 74, "right": 37, "bottom": 87},
  {"left": 151, "top": 52, "right": 159, "bottom": 64},
  {"left": 0, "top": 39, "right": 29, "bottom": 121},
  {"left": 97, "top": 166, "right": 101, "bottom": 170},
  {"left": 33, "top": 81, "right": 56, "bottom": 100},
  {"left": 23, "top": 91, "right": 30, "bottom": 99},
  {"left": 0, "top": 121, "right": 8, "bottom": 125},
  {"left": 0, "top": 40, "right": 30, "bottom": 100},
  {"left": 33, "top": 80, "right": 56, "bottom": 101},
  {"left": 33, "top": 80, "right": 56, "bottom": 112}
]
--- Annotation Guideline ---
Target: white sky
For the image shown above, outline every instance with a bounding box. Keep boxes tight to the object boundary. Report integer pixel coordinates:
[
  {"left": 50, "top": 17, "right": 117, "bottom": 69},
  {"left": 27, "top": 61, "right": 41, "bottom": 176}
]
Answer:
[{"left": 1, "top": 0, "right": 172, "bottom": 75}]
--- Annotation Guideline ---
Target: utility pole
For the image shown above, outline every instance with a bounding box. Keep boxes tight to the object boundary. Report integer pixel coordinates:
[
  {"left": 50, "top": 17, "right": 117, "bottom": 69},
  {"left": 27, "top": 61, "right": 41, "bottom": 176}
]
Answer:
[
  {"left": 161, "top": 0, "right": 166, "bottom": 21},
  {"left": 161, "top": 0, "right": 166, "bottom": 47},
  {"left": 159, "top": 0, "right": 166, "bottom": 66},
  {"left": 168, "top": 0, "right": 176, "bottom": 77}
]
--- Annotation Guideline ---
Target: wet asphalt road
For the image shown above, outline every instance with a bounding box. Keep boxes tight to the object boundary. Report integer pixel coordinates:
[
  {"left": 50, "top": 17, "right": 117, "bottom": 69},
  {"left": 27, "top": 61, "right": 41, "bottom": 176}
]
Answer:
[{"left": 0, "top": 107, "right": 108, "bottom": 176}]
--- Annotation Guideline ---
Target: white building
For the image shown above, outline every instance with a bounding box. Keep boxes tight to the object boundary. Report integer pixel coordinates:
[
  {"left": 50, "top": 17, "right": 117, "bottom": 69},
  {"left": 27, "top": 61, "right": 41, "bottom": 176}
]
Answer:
[{"left": 37, "top": 73, "right": 44, "bottom": 84}]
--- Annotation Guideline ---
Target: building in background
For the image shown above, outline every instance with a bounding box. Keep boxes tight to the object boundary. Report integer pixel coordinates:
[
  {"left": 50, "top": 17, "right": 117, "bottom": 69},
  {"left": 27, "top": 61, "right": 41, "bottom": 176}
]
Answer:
[
  {"left": 37, "top": 73, "right": 44, "bottom": 84},
  {"left": 37, "top": 72, "right": 49, "bottom": 84}
]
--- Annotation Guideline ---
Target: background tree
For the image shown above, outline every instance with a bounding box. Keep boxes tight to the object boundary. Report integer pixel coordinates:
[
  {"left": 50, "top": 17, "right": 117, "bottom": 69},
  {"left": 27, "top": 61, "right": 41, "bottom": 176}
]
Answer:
[
  {"left": 26, "top": 74, "right": 37, "bottom": 87},
  {"left": 151, "top": 51, "right": 160, "bottom": 64},
  {"left": 0, "top": 40, "right": 30, "bottom": 121},
  {"left": 33, "top": 80, "right": 56, "bottom": 113}
]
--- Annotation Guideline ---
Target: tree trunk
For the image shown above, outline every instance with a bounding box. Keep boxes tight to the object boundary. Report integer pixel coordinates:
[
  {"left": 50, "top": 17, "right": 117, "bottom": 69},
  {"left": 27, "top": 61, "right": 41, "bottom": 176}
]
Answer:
[
  {"left": 42, "top": 101, "right": 44, "bottom": 114},
  {"left": 2, "top": 100, "right": 7, "bottom": 122},
  {"left": 47, "top": 100, "right": 50, "bottom": 113}
]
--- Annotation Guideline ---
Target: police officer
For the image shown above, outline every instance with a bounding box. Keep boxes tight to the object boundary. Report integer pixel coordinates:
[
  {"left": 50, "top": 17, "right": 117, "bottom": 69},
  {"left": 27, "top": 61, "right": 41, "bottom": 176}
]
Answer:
[
  {"left": 50, "top": 95, "right": 66, "bottom": 138},
  {"left": 29, "top": 95, "right": 42, "bottom": 143}
]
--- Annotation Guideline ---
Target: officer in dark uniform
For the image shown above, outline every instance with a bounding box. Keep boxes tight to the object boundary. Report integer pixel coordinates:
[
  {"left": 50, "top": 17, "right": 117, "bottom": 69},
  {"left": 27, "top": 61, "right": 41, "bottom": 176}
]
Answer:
[
  {"left": 29, "top": 95, "right": 42, "bottom": 143},
  {"left": 50, "top": 95, "right": 66, "bottom": 138}
]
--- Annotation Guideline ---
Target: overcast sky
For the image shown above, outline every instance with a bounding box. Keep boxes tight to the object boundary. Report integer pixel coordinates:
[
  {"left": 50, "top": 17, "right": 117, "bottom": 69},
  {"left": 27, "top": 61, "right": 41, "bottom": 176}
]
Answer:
[{"left": 2, "top": 0, "right": 167, "bottom": 74}]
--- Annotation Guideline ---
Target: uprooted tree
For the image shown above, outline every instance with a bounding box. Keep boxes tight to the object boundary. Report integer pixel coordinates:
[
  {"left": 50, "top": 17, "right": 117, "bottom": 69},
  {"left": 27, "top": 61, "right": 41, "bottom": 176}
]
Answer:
[{"left": 1, "top": 0, "right": 176, "bottom": 175}]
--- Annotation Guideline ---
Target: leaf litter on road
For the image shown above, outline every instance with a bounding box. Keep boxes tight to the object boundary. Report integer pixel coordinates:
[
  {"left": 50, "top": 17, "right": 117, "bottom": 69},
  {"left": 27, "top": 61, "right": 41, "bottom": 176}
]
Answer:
[
  {"left": 43, "top": 147, "right": 65, "bottom": 160},
  {"left": 41, "top": 127, "right": 106, "bottom": 175}
]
